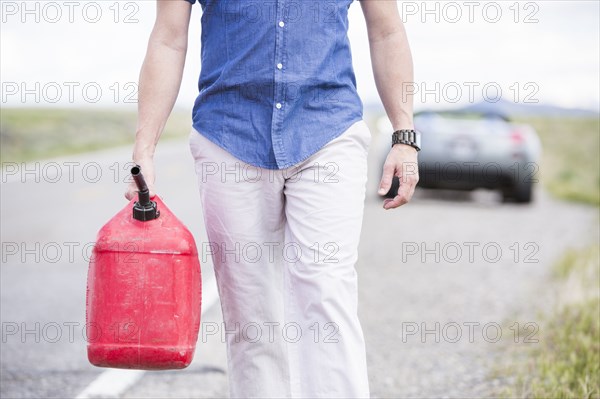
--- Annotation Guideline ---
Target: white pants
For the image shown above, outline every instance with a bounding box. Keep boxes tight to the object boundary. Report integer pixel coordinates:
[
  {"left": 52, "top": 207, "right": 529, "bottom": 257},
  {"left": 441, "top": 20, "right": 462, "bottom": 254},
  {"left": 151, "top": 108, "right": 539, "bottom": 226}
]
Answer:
[{"left": 189, "top": 120, "right": 371, "bottom": 398}]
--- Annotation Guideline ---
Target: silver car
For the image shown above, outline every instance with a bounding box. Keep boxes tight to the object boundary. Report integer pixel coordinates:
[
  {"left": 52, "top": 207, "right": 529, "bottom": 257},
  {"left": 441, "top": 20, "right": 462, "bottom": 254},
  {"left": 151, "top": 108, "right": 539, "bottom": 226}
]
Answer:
[{"left": 383, "top": 111, "right": 541, "bottom": 203}]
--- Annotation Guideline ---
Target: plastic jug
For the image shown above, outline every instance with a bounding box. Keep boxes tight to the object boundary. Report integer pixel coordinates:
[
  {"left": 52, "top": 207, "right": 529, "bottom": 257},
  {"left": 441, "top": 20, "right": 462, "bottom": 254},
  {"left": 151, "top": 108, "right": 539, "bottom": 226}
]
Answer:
[{"left": 86, "top": 166, "right": 202, "bottom": 369}]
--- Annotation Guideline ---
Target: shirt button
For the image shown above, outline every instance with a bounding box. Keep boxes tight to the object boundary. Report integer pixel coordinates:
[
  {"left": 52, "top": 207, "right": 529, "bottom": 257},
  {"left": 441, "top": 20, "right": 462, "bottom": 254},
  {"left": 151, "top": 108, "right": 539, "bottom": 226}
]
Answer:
[
  {"left": 276, "top": 103, "right": 282, "bottom": 109},
  {"left": 279, "top": 21, "right": 285, "bottom": 28},
  {"left": 277, "top": 63, "right": 283, "bottom": 70}
]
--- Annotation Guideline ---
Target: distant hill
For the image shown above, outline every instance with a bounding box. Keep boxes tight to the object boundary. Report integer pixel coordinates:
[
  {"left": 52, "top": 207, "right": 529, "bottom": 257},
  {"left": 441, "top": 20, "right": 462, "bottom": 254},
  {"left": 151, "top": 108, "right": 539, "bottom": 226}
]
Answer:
[
  {"left": 459, "top": 99, "right": 599, "bottom": 118},
  {"left": 364, "top": 99, "right": 599, "bottom": 119}
]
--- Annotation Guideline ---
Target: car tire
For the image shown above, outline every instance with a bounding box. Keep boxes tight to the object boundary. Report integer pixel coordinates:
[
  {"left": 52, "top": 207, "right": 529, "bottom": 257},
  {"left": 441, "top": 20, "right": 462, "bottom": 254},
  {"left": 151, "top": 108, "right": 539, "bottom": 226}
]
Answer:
[{"left": 513, "top": 180, "right": 533, "bottom": 203}]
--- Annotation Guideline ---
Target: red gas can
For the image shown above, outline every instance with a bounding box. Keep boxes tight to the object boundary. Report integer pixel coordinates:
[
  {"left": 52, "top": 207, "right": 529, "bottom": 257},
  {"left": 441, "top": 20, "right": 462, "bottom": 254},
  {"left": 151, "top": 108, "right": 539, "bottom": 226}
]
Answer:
[{"left": 86, "top": 166, "right": 202, "bottom": 370}]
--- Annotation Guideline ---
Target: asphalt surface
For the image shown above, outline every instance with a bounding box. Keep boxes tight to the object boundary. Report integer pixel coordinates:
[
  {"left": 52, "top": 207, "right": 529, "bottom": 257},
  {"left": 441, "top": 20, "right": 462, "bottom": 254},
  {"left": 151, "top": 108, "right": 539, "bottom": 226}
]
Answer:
[{"left": 1, "top": 133, "right": 598, "bottom": 398}]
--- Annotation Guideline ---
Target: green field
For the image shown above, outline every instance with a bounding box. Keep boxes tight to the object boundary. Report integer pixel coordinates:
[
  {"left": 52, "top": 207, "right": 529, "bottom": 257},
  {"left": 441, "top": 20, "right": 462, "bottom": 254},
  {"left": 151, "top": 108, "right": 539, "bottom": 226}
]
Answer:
[
  {"left": 0, "top": 108, "right": 191, "bottom": 163},
  {"left": 517, "top": 117, "right": 600, "bottom": 206}
]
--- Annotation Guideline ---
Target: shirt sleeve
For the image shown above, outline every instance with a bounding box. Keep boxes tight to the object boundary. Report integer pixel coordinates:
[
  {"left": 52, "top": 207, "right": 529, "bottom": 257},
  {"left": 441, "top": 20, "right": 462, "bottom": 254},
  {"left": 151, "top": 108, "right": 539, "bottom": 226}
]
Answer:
[{"left": 184, "top": 0, "right": 195, "bottom": 4}]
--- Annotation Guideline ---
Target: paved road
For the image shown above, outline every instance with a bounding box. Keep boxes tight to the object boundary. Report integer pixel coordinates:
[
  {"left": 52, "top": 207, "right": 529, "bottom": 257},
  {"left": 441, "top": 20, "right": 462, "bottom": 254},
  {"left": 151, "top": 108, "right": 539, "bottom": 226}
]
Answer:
[{"left": 1, "top": 134, "right": 597, "bottom": 398}]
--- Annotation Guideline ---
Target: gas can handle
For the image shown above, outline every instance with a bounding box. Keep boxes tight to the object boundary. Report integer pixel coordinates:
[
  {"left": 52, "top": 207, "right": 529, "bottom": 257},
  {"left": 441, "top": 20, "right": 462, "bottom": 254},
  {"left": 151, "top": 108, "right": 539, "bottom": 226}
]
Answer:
[{"left": 131, "top": 165, "right": 159, "bottom": 221}]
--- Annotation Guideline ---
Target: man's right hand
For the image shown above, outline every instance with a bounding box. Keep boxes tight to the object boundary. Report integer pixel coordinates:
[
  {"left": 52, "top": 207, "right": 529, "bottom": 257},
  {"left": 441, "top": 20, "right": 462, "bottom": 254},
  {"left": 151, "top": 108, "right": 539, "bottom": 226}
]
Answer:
[{"left": 125, "top": 157, "right": 156, "bottom": 201}]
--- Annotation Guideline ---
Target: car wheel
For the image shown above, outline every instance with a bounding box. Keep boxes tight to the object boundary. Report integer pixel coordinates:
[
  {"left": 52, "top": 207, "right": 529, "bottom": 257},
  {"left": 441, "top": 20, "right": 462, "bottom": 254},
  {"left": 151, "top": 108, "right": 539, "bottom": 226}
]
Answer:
[
  {"left": 513, "top": 180, "right": 533, "bottom": 203},
  {"left": 501, "top": 188, "right": 513, "bottom": 203}
]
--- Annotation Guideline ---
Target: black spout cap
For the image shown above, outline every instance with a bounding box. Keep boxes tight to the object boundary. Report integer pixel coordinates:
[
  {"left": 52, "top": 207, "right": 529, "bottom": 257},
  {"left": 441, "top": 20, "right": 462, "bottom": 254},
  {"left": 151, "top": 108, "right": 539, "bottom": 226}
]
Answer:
[{"left": 131, "top": 165, "right": 159, "bottom": 221}]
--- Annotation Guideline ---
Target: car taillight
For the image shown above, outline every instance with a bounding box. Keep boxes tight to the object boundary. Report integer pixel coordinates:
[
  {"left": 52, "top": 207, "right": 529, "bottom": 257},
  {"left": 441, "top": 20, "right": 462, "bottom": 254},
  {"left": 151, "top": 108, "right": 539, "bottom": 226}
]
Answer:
[{"left": 510, "top": 130, "right": 524, "bottom": 144}]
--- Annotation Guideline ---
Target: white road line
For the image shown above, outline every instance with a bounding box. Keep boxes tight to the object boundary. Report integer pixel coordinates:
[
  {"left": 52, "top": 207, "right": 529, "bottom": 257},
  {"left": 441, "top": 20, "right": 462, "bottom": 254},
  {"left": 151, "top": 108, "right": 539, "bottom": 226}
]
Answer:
[
  {"left": 76, "top": 278, "right": 220, "bottom": 399},
  {"left": 75, "top": 369, "right": 146, "bottom": 399}
]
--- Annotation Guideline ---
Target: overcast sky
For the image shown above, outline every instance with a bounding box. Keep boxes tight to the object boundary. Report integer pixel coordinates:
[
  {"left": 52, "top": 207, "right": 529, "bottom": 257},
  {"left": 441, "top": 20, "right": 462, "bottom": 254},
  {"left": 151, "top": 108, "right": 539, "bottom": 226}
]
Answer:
[{"left": 1, "top": 1, "right": 599, "bottom": 111}]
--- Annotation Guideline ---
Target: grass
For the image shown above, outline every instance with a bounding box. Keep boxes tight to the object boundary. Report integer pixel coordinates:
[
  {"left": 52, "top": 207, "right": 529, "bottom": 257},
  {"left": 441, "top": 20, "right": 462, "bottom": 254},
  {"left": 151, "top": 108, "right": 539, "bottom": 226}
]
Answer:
[
  {"left": 515, "top": 117, "right": 600, "bottom": 206},
  {"left": 0, "top": 108, "right": 191, "bottom": 163},
  {"left": 498, "top": 244, "right": 600, "bottom": 399}
]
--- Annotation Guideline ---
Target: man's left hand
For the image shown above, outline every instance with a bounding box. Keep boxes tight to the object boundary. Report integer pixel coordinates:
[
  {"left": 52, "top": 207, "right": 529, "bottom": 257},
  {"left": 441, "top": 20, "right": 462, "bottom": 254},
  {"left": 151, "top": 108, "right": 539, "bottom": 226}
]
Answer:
[{"left": 378, "top": 144, "right": 419, "bottom": 209}]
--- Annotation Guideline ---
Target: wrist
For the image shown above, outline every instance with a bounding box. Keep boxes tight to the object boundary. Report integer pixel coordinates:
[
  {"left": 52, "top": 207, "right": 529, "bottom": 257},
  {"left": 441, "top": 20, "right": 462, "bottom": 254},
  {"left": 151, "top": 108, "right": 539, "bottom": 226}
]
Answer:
[
  {"left": 391, "top": 115, "right": 414, "bottom": 131},
  {"left": 392, "top": 129, "right": 421, "bottom": 152},
  {"left": 392, "top": 143, "right": 417, "bottom": 153},
  {"left": 132, "top": 154, "right": 154, "bottom": 166},
  {"left": 132, "top": 143, "right": 156, "bottom": 161},
  {"left": 392, "top": 123, "right": 414, "bottom": 131}
]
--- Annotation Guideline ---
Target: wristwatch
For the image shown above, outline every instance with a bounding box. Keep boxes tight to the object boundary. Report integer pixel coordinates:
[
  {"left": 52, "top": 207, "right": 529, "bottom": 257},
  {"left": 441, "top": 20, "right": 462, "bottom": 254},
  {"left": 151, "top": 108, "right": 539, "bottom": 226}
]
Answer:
[{"left": 392, "top": 129, "right": 421, "bottom": 151}]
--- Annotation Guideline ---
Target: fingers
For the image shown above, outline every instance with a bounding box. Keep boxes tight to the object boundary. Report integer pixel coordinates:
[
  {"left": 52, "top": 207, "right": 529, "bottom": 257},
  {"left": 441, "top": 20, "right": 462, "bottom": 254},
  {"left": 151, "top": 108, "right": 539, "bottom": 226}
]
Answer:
[
  {"left": 383, "top": 174, "right": 417, "bottom": 210},
  {"left": 381, "top": 159, "right": 419, "bottom": 210},
  {"left": 124, "top": 181, "right": 156, "bottom": 201},
  {"left": 124, "top": 160, "right": 156, "bottom": 201},
  {"left": 124, "top": 183, "right": 137, "bottom": 201},
  {"left": 378, "top": 162, "right": 396, "bottom": 196},
  {"left": 147, "top": 184, "right": 156, "bottom": 199},
  {"left": 142, "top": 171, "right": 156, "bottom": 198}
]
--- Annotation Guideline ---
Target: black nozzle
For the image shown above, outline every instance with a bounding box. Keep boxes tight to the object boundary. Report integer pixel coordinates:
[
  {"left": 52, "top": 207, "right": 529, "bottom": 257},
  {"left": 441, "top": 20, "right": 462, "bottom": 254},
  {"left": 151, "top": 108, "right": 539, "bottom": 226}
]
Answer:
[{"left": 131, "top": 165, "right": 159, "bottom": 221}]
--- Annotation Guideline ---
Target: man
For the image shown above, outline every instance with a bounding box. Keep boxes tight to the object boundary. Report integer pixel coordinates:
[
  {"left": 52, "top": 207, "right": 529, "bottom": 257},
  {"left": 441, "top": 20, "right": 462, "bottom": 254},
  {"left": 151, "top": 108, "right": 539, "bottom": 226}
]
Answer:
[{"left": 126, "top": 0, "right": 418, "bottom": 397}]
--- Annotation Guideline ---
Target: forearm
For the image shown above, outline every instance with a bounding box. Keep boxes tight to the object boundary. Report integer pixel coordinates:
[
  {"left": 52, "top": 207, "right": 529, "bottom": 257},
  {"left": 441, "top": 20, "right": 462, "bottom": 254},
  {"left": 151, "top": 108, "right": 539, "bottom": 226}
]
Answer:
[
  {"left": 369, "top": 28, "right": 414, "bottom": 131},
  {"left": 133, "top": 34, "right": 187, "bottom": 161}
]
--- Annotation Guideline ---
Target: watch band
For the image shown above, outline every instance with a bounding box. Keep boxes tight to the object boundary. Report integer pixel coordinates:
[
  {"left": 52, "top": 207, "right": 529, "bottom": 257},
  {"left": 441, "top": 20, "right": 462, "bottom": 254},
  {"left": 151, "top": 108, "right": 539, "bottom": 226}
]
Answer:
[{"left": 392, "top": 129, "right": 421, "bottom": 151}]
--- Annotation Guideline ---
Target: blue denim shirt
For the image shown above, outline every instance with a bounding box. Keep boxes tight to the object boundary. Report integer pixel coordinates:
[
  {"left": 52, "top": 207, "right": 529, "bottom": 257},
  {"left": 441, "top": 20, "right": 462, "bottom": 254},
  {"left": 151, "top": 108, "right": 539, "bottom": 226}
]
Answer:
[{"left": 185, "top": 0, "right": 363, "bottom": 169}]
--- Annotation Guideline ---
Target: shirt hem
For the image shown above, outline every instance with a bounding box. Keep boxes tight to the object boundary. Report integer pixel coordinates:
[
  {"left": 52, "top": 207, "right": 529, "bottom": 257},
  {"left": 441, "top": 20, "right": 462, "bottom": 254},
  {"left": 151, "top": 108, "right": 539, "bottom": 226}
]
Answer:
[{"left": 190, "top": 113, "right": 363, "bottom": 171}]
